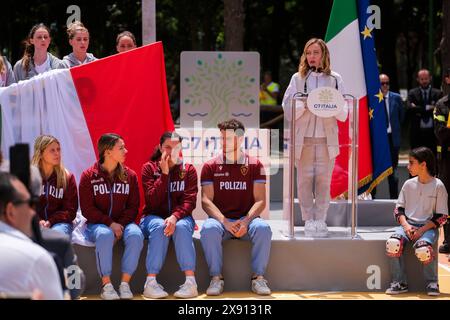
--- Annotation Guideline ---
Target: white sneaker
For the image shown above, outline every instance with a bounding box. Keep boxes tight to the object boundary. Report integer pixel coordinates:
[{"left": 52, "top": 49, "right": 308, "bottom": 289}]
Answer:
[
  {"left": 206, "top": 278, "right": 224, "bottom": 296},
  {"left": 100, "top": 283, "right": 120, "bottom": 300},
  {"left": 143, "top": 279, "right": 169, "bottom": 299},
  {"left": 174, "top": 281, "right": 198, "bottom": 299},
  {"left": 315, "top": 220, "right": 328, "bottom": 237},
  {"left": 119, "top": 282, "right": 133, "bottom": 300},
  {"left": 304, "top": 220, "right": 316, "bottom": 237},
  {"left": 251, "top": 277, "right": 271, "bottom": 295}
]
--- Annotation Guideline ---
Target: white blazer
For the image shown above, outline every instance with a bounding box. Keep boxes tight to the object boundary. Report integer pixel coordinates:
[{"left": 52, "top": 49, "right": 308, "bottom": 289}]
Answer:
[{"left": 282, "top": 71, "right": 348, "bottom": 160}]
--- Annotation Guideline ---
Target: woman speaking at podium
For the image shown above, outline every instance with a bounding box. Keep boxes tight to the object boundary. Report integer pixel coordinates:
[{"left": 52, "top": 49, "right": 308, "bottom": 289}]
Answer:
[{"left": 282, "top": 38, "right": 347, "bottom": 237}]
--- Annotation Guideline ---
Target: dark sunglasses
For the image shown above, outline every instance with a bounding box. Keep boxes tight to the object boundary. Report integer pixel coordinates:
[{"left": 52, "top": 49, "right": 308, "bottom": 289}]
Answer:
[
  {"left": 12, "top": 196, "right": 39, "bottom": 209},
  {"left": 381, "top": 82, "right": 390, "bottom": 85}
]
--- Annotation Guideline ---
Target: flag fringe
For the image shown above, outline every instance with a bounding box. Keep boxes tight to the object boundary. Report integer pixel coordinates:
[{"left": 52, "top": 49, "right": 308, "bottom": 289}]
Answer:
[
  {"left": 336, "top": 173, "right": 372, "bottom": 199},
  {"left": 357, "top": 173, "right": 373, "bottom": 189},
  {"left": 365, "top": 166, "right": 394, "bottom": 194}
]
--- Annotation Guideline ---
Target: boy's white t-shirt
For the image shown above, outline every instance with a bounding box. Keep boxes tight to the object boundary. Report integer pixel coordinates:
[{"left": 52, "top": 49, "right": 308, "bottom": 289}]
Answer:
[{"left": 396, "top": 176, "right": 449, "bottom": 224}]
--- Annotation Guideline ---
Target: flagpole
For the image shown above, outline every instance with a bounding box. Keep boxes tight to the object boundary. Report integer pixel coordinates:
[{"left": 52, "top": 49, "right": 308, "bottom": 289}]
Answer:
[
  {"left": 288, "top": 92, "right": 307, "bottom": 238},
  {"left": 344, "top": 94, "right": 358, "bottom": 238},
  {"left": 142, "top": 0, "right": 156, "bottom": 45}
]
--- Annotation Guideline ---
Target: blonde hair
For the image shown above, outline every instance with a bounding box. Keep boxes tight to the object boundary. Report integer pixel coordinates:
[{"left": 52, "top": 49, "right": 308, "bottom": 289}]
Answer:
[
  {"left": 299, "top": 38, "right": 331, "bottom": 78},
  {"left": 98, "top": 133, "right": 127, "bottom": 182},
  {"left": 67, "top": 21, "right": 89, "bottom": 40},
  {"left": 0, "top": 56, "right": 5, "bottom": 74},
  {"left": 31, "top": 135, "right": 67, "bottom": 189}
]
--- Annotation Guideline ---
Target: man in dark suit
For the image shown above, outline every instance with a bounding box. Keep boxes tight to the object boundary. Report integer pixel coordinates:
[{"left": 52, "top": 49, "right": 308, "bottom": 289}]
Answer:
[
  {"left": 380, "top": 74, "right": 404, "bottom": 199},
  {"left": 433, "top": 68, "right": 450, "bottom": 254},
  {"left": 407, "top": 69, "right": 443, "bottom": 155},
  {"left": 372, "top": 74, "right": 405, "bottom": 199}
]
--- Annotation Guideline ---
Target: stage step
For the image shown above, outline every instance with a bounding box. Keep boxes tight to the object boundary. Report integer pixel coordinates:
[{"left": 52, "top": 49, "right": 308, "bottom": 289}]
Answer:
[{"left": 74, "top": 220, "right": 434, "bottom": 295}]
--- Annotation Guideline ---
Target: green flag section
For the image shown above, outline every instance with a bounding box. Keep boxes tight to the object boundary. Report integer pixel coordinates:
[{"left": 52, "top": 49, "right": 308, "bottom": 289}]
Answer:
[{"left": 325, "top": 0, "right": 358, "bottom": 43}]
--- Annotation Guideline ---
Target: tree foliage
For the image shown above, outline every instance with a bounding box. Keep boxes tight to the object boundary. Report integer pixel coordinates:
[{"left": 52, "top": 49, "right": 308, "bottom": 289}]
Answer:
[{"left": 0, "top": 0, "right": 446, "bottom": 93}]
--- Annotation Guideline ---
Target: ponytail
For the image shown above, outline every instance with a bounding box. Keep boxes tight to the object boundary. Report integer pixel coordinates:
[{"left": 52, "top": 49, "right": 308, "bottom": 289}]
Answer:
[{"left": 21, "top": 23, "right": 51, "bottom": 77}]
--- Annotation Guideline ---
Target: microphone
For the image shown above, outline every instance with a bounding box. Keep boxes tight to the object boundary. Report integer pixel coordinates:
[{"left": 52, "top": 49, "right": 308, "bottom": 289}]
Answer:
[
  {"left": 310, "top": 66, "right": 323, "bottom": 73},
  {"left": 304, "top": 68, "right": 314, "bottom": 93},
  {"left": 304, "top": 66, "right": 323, "bottom": 92},
  {"left": 307, "top": 66, "right": 339, "bottom": 91}
]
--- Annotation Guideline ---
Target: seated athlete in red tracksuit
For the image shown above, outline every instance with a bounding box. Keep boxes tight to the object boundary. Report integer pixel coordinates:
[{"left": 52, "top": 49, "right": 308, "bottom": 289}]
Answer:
[
  {"left": 79, "top": 133, "right": 143, "bottom": 300},
  {"left": 140, "top": 131, "right": 198, "bottom": 299},
  {"left": 31, "top": 135, "right": 78, "bottom": 236}
]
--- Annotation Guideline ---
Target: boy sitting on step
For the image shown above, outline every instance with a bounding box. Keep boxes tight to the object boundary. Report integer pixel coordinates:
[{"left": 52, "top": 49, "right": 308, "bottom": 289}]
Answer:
[{"left": 385, "top": 147, "right": 448, "bottom": 296}]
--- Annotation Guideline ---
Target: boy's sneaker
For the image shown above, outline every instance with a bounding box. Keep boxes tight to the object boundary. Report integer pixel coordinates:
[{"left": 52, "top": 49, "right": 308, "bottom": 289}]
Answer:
[
  {"left": 426, "top": 282, "right": 440, "bottom": 296},
  {"left": 119, "top": 282, "right": 133, "bottom": 300},
  {"left": 315, "top": 220, "right": 329, "bottom": 237},
  {"left": 251, "top": 277, "right": 271, "bottom": 295},
  {"left": 100, "top": 283, "right": 120, "bottom": 300},
  {"left": 174, "top": 281, "right": 198, "bottom": 299},
  {"left": 304, "top": 220, "right": 316, "bottom": 237},
  {"left": 385, "top": 281, "right": 408, "bottom": 295},
  {"left": 439, "top": 243, "right": 449, "bottom": 254},
  {"left": 206, "top": 278, "right": 224, "bottom": 296},
  {"left": 143, "top": 279, "right": 169, "bottom": 299}
]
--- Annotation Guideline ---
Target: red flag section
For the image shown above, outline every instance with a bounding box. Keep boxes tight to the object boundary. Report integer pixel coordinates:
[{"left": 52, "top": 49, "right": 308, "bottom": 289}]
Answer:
[
  {"left": 331, "top": 96, "right": 372, "bottom": 198},
  {"left": 70, "top": 41, "right": 174, "bottom": 212}
]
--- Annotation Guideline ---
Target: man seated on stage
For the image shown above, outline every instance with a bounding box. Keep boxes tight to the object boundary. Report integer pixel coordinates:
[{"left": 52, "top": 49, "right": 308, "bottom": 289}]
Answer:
[{"left": 200, "top": 119, "right": 272, "bottom": 296}]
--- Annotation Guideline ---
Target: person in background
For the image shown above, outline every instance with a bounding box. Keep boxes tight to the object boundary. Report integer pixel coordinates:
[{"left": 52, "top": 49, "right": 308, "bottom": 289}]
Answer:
[
  {"left": 63, "top": 21, "right": 97, "bottom": 68},
  {"left": 13, "top": 23, "right": 66, "bottom": 81},
  {"left": 116, "top": 31, "right": 137, "bottom": 53},
  {"left": 259, "top": 71, "right": 280, "bottom": 107},
  {"left": 372, "top": 74, "right": 405, "bottom": 199},
  {"left": 433, "top": 67, "right": 450, "bottom": 255},
  {"left": 406, "top": 69, "right": 443, "bottom": 155},
  {"left": 0, "top": 55, "right": 15, "bottom": 86}
]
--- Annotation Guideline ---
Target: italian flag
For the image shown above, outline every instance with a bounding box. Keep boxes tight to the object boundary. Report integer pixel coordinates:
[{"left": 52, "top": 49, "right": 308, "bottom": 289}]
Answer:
[
  {"left": 325, "top": 0, "right": 373, "bottom": 196},
  {"left": 0, "top": 41, "right": 174, "bottom": 195}
]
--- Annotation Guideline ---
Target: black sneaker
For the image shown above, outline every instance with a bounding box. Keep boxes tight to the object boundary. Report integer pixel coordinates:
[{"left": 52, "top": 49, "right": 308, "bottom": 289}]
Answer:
[
  {"left": 385, "top": 282, "right": 408, "bottom": 294},
  {"left": 439, "top": 243, "right": 450, "bottom": 254},
  {"left": 426, "top": 282, "right": 440, "bottom": 296}
]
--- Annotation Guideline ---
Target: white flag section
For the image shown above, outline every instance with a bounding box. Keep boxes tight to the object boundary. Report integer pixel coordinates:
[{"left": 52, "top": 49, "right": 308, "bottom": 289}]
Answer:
[
  {"left": 0, "top": 43, "right": 174, "bottom": 247},
  {"left": 0, "top": 69, "right": 97, "bottom": 184},
  {"left": 0, "top": 69, "right": 97, "bottom": 246}
]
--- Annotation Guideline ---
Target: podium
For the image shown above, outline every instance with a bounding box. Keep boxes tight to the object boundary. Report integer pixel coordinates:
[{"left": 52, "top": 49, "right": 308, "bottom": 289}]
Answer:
[{"left": 282, "top": 88, "right": 359, "bottom": 239}]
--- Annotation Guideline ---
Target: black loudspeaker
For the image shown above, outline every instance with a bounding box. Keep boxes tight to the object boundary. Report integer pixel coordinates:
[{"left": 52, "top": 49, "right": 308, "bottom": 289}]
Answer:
[
  {"left": 9, "top": 143, "right": 44, "bottom": 245},
  {"left": 9, "top": 143, "right": 31, "bottom": 191}
]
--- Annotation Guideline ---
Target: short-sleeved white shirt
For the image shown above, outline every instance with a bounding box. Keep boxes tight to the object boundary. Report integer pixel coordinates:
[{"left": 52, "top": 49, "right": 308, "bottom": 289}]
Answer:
[
  {"left": 397, "top": 177, "right": 448, "bottom": 224},
  {"left": 0, "top": 221, "right": 63, "bottom": 299}
]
